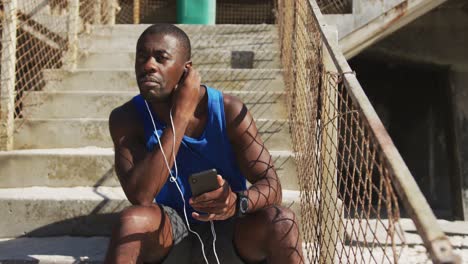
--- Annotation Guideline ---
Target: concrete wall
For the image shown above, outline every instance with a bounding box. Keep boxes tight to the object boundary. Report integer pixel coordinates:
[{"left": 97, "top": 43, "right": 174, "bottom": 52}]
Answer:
[
  {"left": 358, "top": 0, "right": 468, "bottom": 219},
  {"left": 366, "top": 3, "right": 468, "bottom": 71},
  {"left": 325, "top": 0, "right": 407, "bottom": 38},
  {"left": 451, "top": 71, "right": 468, "bottom": 219}
]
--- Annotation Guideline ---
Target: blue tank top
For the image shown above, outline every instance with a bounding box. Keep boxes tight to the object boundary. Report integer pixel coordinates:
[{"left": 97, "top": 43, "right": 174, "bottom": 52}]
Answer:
[{"left": 132, "top": 86, "right": 247, "bottom": 223}]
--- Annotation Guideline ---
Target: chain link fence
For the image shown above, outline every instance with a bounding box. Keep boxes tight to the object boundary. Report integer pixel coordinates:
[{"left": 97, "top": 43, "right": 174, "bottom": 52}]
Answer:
[
  {"left": 1, "top": 0, "right": 72, "bottom": 150},
  {"left": 0, "top": 0, "right": 114, "bottom": 127},
  {"left": 0, "top": 0, "right": 350, "bottom": 130},
  {"left": 111, "top": 0, "right": 350, "bottom": 24},
  {"left": 317, "top": 0, "right": 352, "bottom": 14},
  {"left": 1, "top": 0, "right": 67, "bottom": 119},
  {"left": 0, "top": 1, "right": 462, "bottom": 263},
  {"left": 277, "top": 0, "right": 460, "bottom": 263},
  {"left": 113, "top": 0, "right": 276, "bottom": 24}
]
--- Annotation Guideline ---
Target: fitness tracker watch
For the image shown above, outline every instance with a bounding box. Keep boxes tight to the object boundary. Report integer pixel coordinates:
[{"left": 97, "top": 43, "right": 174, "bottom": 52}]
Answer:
[{"left": 235, "top": 191, "right": 249, "bottom": 218}]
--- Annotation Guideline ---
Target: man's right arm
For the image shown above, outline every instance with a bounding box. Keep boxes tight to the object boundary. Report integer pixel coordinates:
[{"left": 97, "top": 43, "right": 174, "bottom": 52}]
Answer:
[{"left": 109, "top": 106, "right": 189, "bottom": 205}]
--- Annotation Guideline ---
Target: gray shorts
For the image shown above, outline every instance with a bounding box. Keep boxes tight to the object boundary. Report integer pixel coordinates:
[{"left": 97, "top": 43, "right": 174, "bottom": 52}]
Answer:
[{"left": 161, "top": 206, "right": 246, "bottom": 264}]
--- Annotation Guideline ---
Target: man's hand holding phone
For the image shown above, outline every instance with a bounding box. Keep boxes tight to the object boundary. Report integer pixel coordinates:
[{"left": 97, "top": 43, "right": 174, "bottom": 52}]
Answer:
[
  {"left": 172, "top": 65, "right": 201, "bottom": 122},
  {"left": 189, "top": 172, "right": 237, "bottom": 222}
]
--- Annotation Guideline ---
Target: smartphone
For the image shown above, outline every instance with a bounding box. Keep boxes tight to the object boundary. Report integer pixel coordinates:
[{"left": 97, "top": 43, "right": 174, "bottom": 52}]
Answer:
[{"left": 189, "top": 169, "right": 219, "bottom": 197}]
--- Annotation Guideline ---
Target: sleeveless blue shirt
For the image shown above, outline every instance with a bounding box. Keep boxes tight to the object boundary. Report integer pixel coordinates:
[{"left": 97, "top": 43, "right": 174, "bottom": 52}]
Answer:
[{"left": 132, "top": 86, "right": 247, "bottom": 223}]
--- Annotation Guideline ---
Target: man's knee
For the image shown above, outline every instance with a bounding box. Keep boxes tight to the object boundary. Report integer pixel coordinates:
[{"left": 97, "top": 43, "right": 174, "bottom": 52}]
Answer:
[
  {"left": 117, "top": 204, "right": 164, "bottom": 233},
  {"left": 106, "top": 204, "right": 174, "bottom": 263},
  {"left": 262, "top": 206, "right": 300, "bottom": 239}
]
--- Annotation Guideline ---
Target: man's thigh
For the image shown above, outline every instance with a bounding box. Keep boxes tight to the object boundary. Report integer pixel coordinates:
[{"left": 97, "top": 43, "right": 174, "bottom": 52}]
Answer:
[
  {"left": 233, "top": 205, "right": 300, "bottom": 264},
  {"left": 157, "top": 205, "right": 190, "bottom": 263},
  {"left": 162, "top": 216, "right": 246, "bottom": 264},
  {"left": 232, "top": 207, "right": 271, "bottom": 263},
  {"left": 135, "top": 204, "right": 176, "bottom": 262}
]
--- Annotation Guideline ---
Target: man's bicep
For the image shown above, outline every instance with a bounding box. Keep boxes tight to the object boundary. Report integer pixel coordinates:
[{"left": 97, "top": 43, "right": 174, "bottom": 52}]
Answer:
[
  {"left": 114, "top": 137, "right": 141, "bottom": 182},
  {"left": 224, "top": 95, "right": 278, "bottom": 183},
  {"left": 109, "top": 107, "right": 145, "bottom": 188}
]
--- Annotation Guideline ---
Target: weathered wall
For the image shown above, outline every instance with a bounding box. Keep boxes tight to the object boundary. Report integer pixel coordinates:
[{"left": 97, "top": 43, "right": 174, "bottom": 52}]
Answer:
[
  {"left": 366, "top": 2, "right": 468, "bottom": 71},
  {"left": 325, "top": 0, "right": 409, "bottom": 39},
  {"left": 451, "top": 71, "right": 468, "bottom": 219},
  {"left": 358, "top": 0, "right": 468, "bottom": 219}
]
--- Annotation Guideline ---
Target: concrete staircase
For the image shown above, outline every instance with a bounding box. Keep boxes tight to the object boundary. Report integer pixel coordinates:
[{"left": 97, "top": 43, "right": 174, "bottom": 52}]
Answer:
[
  {"left": 0, "top": 24, "right": 300, "bottom": 263},
  {"left": 324, "top": 0, "right": 448, "bottom": 58}
]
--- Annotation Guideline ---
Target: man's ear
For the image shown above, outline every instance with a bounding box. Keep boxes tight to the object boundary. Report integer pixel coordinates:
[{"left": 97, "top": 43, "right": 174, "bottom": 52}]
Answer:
[{"left": 185, "top": 61, "right": 192, "bottom": 68}]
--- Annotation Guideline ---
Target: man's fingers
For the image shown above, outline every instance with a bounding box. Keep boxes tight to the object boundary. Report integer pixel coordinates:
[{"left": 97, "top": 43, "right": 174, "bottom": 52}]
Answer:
[
  {"left": 191, "top": 198, "right": 228, "bottom": 210},
  {"left": 191, "top": 197, "right": 227, "bottom": 207},
  {"left": 191, "top": 202, "right": 218, "bottom": 210},
  {"left": 192, "top": 212, "right": 217, "bottom": 222},
  {"left": 217, "top": 175, "right": 224, "bottom": 187},
  {"left": 190, "top": 192, "right": 219, "bottom": 204},
  {"left": 191, "top": 177, "right": 225, "bottom": 203},
  {"left": 191, "top": 204, "right": 227, "bottom": 214}
]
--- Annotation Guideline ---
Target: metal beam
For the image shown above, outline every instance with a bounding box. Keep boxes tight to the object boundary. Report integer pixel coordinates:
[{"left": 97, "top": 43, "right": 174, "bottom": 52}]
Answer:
[{"left": 341, "top": 0, "right": 448, "bottom": 59}]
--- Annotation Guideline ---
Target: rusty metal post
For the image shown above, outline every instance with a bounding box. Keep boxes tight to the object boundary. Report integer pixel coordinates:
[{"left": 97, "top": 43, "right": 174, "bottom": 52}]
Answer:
[
  {"left": 64, "top": 0, "right": 79, "bottom": 71},
  {"left": 93, "top": 0, "right": 102, "bottom": 24},
  {"left": 0, "top": 0, "right": 18, "bottom": 151},
  {"left": 319, "top": 25, "right": 342, "bottom": 264},
  {"left": 133, "top": 0, "right": 140, "bottom": 24},
  {"left": 104, "top": 0, "right": 117, "bottom": 25}
]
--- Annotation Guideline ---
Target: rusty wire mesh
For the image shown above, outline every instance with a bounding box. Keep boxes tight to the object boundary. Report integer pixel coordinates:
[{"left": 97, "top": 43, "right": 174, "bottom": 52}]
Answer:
[
  {"left": 111, "top": 0, "right": 348, "bottom": 25},
  {"left": 0, "top": 0, "right": 352, "bottom": 121},
  {"left": 115, "top": 0, "right": 176, "bottom": 24},
  {"left": 112, "top": 0, "right": 275, "bottom": 24},
  {"left": 317, "top": 0, "right": 352, "bottom": 14},
  {"left": 1, "top": 0, "right": 68, "bottom": 118},
  {"left": 1, "top": 0, "right": 457, "bottom": 262},
  {"left": 277, "top": 0, "right": 439, "bottom": 262},
  {"left": 0, "top": 0, "right": 117, "bottom": 122},
  {"left": 78, "top": 0, "right": 118, "bottom": 29}
]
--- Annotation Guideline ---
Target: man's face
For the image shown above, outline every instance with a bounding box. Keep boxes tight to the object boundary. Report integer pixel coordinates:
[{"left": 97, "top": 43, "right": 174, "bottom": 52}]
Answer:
[{"left": 135, "top": 33, "right": 187, "bottom": 102}]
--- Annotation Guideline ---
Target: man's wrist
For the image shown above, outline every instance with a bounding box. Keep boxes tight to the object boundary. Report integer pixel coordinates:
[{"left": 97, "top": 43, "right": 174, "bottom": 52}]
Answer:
[
  {"left": 172, "top": 108, "right": 192, "bottom": 124},
  {"left": 234, "top": 191, "right": 249, "bottom": 218}
]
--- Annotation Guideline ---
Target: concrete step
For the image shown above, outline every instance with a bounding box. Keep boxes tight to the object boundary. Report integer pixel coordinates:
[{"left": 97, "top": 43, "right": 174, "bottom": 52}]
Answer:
[
  {"left": 0, "top": 187, "right": 300, "bottom": 237},
  {"left": 0, "top": 236, "right": 108, "bottom": 263},
  {"left": 0, "top": 186, "right": 128, "bottom": 237},
  {"left": 2, "top": 235, "right": 466, "bottom": 264},
  {"left": 77, "top": 50, "right": 281, "bottom": 69},
  {"left": 88, "top": 24, "right": 277, "bottom": 38},
  {"left": 17, "top": 2, "right": 68, "bottom": 38},
  {"left": 0, "top": 237, "right": 312, "bottom": 264},
  {"left": 42, "top": 69, "right": 284, "bottom": 92},
  {"left": 78, "top": 34, "right": 279, "bottom": 52},
  {"left": 21, "top": 91, "right": 287, "bottom": 120},
  {"left": 0, "top": 148, "right": 297, "bottom": 190},
  {"left": 14, "top": 119, "right": 292, "bottom": 151},
  {"left": 83, "top": 43, "right": 278, "bottom": 53}
]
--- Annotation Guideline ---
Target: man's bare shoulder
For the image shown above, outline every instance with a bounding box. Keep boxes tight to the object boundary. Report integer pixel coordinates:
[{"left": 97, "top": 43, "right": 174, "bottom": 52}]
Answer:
[
  {"left": 223, "top": 93, "right": 248, "bottom": 128},
  {"left": 222, "top": 93, "right": 256, "bottom": 142},
  {"left": 109, "top": 100, "right": 141, "bottom": 142}
]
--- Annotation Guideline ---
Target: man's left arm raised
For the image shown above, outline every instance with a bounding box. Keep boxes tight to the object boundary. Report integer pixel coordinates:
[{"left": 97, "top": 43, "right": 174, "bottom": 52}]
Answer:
[{"left": 189, "top": 93, "right": 282, "bottom": 221}]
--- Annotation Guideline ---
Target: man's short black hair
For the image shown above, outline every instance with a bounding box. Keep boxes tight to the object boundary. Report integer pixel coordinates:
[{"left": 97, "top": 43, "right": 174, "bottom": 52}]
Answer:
[{"left": 137, "top": 24, "right": 191, "bottom": 61}]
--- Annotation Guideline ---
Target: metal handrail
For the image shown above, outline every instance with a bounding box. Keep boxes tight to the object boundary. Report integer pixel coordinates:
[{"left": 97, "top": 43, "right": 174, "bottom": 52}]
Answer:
[{"left": 307, "top": 0, "right": 460, "bottom": 262}]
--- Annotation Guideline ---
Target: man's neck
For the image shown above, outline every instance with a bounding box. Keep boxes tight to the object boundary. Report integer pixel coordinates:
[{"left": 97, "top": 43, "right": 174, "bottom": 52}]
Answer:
[
  {"left": 150, "top": 100, "right": 171, "bottom": 124},
  {"left": 150, "top": 85, "right": 207, "bottom": 125}
]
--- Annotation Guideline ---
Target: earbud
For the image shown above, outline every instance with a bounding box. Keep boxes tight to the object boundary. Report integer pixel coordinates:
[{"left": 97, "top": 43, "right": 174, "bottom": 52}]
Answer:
[{"left": 176, "top": 67, "right": 189, "bottom": 90}]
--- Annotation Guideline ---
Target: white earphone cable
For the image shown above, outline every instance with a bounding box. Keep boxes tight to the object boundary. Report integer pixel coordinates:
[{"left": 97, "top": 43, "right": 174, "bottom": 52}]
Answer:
[{"left": 144, "top": 100, "right": 219, "bottom": 264}]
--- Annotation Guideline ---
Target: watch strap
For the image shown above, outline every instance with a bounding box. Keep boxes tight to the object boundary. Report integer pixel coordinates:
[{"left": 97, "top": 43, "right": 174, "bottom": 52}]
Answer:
[{"left": 235, "top": 191, "right": 248, "bottom": 218}]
